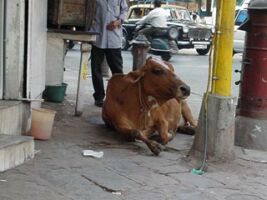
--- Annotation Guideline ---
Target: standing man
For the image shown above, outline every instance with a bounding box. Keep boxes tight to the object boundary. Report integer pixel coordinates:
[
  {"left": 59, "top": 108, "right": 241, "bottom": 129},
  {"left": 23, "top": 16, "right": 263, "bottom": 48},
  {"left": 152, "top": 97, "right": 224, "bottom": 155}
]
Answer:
[{"left": 90, "top": 0, "right": 128, "bottom": 107}]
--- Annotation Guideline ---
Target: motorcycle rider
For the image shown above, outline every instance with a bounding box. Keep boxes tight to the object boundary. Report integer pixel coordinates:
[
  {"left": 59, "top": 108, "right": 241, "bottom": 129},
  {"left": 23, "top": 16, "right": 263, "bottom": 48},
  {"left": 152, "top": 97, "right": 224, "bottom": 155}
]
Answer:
[{"left": 137, "top": 0, "right": 178, "bottom": 53}]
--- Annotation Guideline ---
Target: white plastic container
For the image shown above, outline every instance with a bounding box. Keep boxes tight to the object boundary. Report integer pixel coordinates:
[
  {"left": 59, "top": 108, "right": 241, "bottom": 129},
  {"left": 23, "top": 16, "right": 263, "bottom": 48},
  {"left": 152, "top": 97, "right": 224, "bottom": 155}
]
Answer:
[{"left": 31, "top": 108, "right": 56, "bottom": 140}]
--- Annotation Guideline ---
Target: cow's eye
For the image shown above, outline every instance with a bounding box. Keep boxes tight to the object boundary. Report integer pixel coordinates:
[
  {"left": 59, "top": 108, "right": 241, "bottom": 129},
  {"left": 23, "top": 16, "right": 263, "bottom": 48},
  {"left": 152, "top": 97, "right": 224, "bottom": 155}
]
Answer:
[{"left": 152, "top": 68, "right": 164, "bottom": 75}]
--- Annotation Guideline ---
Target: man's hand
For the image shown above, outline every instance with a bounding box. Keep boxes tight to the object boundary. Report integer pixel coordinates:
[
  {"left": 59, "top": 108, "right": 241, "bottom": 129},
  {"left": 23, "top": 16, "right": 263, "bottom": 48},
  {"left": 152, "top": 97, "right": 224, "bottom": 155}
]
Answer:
[{"left": 106, "top": 20, "right": 121, "bottom": 31}]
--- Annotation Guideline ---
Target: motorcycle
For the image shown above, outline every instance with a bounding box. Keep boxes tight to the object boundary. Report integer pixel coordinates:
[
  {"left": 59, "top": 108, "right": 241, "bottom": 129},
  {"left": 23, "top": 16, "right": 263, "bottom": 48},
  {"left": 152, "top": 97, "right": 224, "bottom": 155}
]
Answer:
[{"left": 132, "top": 24, "right": 179, "bottom": 61}]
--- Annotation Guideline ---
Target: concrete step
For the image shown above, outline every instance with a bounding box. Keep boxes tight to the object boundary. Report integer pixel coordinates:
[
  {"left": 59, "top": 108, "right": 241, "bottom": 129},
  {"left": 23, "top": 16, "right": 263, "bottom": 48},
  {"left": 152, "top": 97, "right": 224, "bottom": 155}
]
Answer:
[
  {"left": 0, "top": 100, "right": 31, "bottom": 136},
  {"left": 0, "top": 134, "right": 34, "bottom": 172}
]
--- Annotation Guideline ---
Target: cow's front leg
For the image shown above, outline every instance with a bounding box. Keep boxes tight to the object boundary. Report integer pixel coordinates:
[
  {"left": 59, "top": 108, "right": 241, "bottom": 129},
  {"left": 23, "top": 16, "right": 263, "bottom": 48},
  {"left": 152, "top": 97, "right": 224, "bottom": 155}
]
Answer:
[
  {"left": 132, "top": 130, "right": 162, "bottom": 156},
  {"left": 115, "top": 124, "right": 162, "bottom": 155}
]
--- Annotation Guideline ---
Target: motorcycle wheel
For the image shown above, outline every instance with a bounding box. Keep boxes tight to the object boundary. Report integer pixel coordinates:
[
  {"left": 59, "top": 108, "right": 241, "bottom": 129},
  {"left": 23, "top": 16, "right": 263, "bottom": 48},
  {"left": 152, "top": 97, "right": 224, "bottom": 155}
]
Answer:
[
  {"left": 122, "top": 32, "right": 130, "bottom": 51},
  {"left": 196, "top": 46, "right": 210, "bottom": 55},
  {"left": 161, "top": 53, "right": 172, "bottom": 61}
]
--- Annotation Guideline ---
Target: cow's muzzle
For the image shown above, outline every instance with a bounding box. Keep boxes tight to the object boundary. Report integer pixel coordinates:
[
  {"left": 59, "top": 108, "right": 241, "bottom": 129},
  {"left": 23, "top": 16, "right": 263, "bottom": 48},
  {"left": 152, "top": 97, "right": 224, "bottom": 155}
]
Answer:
[
  {"left": 177, "top": 84, "right": 190, "bottom": 99},
  {"left": 180, "top": 85, "right": 190, "bottom": 96}
]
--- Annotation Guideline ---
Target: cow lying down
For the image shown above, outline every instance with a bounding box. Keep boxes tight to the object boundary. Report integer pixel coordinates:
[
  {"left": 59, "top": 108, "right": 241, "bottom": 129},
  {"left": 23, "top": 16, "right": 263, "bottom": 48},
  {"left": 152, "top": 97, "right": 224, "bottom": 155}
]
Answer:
[{"left": 102, "top": 57, "right": 196, "bottom": 155}]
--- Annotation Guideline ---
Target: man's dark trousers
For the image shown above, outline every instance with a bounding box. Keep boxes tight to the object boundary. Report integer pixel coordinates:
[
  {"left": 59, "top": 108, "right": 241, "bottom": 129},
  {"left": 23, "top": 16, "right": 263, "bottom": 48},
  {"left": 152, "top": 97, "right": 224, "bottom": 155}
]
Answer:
[{"left": 91, "top": 45, "right": 123, "bottom": 102}]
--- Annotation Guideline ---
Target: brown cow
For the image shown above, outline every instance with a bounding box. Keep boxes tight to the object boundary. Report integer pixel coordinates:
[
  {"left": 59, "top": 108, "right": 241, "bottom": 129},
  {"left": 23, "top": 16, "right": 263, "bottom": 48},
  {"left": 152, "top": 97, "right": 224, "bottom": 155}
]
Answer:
[{"left": 102, "top": 57, "right": 195, "bottom": 155}]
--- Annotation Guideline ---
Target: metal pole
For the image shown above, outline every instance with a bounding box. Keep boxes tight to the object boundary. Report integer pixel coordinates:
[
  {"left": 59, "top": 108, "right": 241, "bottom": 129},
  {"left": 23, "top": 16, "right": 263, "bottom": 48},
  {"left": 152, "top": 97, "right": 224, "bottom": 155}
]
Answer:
[
  {"left": 75, "top": 43, "right": 91, "bottom": 116},
  {"left": 131, "top": 34, "right": 150, "bottom": 71},
  {"left": 211, "top": 0, "right": 235, "bottom": 96}
]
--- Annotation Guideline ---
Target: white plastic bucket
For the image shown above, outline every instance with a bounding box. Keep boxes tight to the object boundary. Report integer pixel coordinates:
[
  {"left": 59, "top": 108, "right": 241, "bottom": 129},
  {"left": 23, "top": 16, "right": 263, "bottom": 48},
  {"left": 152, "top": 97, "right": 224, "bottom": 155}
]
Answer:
[{"left": 31, "top": 108, "right": 56, "bottom": 140}]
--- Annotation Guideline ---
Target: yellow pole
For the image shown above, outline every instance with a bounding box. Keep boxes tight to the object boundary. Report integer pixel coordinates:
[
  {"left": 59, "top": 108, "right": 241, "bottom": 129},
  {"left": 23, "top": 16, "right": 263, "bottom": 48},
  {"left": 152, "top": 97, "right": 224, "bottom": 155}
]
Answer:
[{"left": 211, "top": 0, "right": 236, "bottom": 96}]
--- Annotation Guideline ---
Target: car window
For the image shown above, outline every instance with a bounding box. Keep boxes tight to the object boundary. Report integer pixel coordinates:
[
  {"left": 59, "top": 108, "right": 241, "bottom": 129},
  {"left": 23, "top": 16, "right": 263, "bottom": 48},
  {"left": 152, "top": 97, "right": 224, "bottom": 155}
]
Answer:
[
  {"left": 178, "top": 9, "right": 192, "bottom": 21},
  {"left": 128, "top": 8, "right": 153, "bottom": 19},
  {"left": 128, "top": 6, "right": 192, "bottom": 21},
  {"left": 129, "top": 8, "right": 143, "bottom": 19},
  {"left": 235, "top": 10, "right": 248, "bottom": 26},
  {"left": 165, "top": 8, "right": 191, "bottom": 21},
  {"left": 165, "top": 9, "right": 174, "bottom": 20}
]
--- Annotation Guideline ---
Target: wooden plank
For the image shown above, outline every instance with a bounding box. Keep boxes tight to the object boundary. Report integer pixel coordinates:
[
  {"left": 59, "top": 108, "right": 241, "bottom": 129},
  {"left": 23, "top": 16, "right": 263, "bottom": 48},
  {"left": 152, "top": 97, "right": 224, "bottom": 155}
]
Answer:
[
  {"left": 59, "top": 3, "right": 86, "bottom": 25},
  {"left": 47, "top": 0, "right": 95, "bottom": 29}
]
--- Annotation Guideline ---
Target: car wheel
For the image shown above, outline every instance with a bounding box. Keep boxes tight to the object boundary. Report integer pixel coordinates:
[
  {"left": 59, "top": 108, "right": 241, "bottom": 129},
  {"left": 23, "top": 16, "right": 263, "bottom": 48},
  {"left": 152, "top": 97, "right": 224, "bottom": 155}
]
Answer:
[
  {"left": 161, "top": 53, "right": 172, "bottom": 61},
  {"left": 196, "top": 46, "right": 210, "bottom": 55},
  {"left": 122, "top": 32, "right": 130, "bottom": 51}
]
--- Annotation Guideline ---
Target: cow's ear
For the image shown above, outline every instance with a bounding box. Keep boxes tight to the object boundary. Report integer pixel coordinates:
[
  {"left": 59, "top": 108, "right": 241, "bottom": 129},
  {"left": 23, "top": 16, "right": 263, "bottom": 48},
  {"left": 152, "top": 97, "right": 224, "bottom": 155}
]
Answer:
[
  {"left": 145, "top": 56, "right": 153, "bottom": 66},
  {"left": 163, "top": 61, "right": 174, "bottom": 72},
  {"left": 128, "top": 70, "right": 145, "bottom": 83}
]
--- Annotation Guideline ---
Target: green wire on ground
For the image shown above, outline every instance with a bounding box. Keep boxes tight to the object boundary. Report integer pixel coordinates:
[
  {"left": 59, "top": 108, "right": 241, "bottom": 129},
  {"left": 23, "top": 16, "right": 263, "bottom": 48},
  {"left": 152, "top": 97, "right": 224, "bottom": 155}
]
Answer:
[
  {"left": 190, "top": 33, "right": 215, "bottom": 176},
  {"left": 191, "top": 168, "right": 205, "bottom": 175}
]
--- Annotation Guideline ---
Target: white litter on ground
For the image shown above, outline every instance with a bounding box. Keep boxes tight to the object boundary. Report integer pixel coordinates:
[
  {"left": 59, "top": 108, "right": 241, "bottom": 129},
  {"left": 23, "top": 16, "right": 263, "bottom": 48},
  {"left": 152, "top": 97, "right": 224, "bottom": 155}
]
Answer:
[
  {"left": 82, "top": 150, "right": 104, "bottom": 158},
  {"left": 112, "top": 192, "right": 122, "bottom": 196}
]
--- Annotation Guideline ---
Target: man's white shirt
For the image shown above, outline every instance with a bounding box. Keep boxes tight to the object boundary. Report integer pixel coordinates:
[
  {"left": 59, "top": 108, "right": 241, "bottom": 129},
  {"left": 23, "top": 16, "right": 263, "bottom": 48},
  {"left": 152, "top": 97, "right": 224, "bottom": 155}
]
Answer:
[{"left": 138, "top": 7, "right": 169, "bottom": 28}]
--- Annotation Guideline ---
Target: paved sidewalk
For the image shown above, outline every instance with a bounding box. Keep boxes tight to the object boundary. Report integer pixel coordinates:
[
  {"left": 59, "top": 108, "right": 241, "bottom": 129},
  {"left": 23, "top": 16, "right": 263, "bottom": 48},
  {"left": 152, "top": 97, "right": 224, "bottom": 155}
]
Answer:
[
  {"left": 0, "top": 100, "right": 266, "bottom": 200},
  {"left": 0, "top": 49, "right": 266, "bottom": 200}
]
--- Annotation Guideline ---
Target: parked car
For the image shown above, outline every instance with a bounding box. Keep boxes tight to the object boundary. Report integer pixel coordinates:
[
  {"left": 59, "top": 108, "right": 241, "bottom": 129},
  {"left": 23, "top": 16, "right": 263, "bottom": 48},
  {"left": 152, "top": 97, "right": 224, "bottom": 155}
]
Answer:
[
  {"left": 122, "top": 4, "right": 213, "bottom": 55},
  {"left": 233, "top": 8, "right": 248, "bottom": 54}
]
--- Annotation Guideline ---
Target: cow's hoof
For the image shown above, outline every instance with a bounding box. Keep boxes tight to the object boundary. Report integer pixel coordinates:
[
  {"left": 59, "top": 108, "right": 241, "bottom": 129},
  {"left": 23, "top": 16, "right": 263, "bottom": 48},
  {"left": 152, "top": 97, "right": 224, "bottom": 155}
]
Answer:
[{"left": 149, "top": 141, "right": 162, "bottom": 156}]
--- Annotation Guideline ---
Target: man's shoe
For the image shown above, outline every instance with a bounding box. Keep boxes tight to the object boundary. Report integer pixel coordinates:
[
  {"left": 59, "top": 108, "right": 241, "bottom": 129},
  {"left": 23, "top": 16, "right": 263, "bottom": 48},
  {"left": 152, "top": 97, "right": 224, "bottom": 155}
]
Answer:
[{"left": 94, "top": 100, "right": 103, "bottom": 107}]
